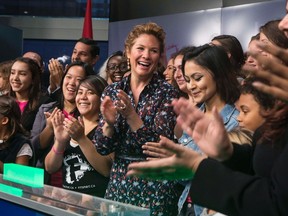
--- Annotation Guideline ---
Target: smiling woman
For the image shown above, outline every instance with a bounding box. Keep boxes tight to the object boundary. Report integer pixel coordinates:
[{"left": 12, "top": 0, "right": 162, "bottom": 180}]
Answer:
[
  {"left": 44, "top": 75, "right": 113, "bottom": 197},
  {"left": 30, "top": 61, "right": 94, "bottom": 187},
  {"left": 9, "top": 57, "right": 52, "bottom": 133},
  {"left": 98, "top": 50, "right": 128, "bottom": 85},
  {"left": 174, "top": 44, "right": 240, "bottom": 215},
  {"left": 93, "top": 22, "right": 181, "bottom": 215}
]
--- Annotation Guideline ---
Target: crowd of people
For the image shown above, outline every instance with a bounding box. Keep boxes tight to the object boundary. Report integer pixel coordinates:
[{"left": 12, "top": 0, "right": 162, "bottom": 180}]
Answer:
[
  {"left": 0, "top": 2, "right": 288, "bottom": 215},
  {"left": 127, "top": 2, "right": 288, "bottom": 216}
]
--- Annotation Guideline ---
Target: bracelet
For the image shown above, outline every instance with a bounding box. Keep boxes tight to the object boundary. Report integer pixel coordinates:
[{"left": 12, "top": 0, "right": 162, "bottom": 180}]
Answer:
[{"left": 52, "top": 145, "right": 65, "bottom": 155}]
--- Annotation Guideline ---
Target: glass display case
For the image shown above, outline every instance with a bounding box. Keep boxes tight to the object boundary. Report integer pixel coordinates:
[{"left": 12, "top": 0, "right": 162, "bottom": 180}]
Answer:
[{"left": 0, "top": 173, "right": 150, "bottom": 216}]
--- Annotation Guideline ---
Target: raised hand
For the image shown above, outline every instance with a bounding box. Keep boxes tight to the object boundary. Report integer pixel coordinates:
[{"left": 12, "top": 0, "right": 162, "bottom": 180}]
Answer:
[
  {"left": 115, "top": 90, "right": 134, "bottom": 118},
  {"left": 172, "top": 98, "right": 233, "bottom": 161},
  {"left": 48, "top": 58, "right": 64, "bottom": 92},
  {"left": 114, "top": 89, "right": 143, "bottom": 132},
  {"left": 101, "top": 96, "right": 118, "bottom": 126},
  {"left": 63, "top": 116, "right": 85, "bottom": 141},
  {"left": 143, "top": 140, "right": 175, "bottom": 160},
  {"left": 51, "top": 111, "right": 70, "bottom": 144},
  {"left": 248, "top": 41, "right": 288, "bottom": 102},
  {"left": 44, "top": 107, "right": 60, "bottom": 131},
  {"left": 127, "top": 136, "right": 204, "bottom": 180}
]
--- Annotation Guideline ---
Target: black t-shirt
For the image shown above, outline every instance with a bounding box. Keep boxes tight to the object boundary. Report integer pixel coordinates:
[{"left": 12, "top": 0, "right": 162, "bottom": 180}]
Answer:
[{"left": 62, "top": 129, "right": 109, "bottom": 197}]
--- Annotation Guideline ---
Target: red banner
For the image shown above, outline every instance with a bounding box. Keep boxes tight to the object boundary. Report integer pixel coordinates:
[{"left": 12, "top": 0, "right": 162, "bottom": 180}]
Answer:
[{"left": 82, "top": 0, "right": 93, "bottom": 39}]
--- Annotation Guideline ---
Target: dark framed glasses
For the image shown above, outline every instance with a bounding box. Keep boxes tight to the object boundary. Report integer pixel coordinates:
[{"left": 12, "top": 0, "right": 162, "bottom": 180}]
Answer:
[{"left": 107, "top": 62, "right": 128, "bottom": 73}]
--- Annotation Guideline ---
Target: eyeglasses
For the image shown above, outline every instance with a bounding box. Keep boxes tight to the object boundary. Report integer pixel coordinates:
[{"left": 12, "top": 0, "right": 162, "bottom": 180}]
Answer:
[{"left": 107, "top": 62, "right": 128, "bottom": 73}]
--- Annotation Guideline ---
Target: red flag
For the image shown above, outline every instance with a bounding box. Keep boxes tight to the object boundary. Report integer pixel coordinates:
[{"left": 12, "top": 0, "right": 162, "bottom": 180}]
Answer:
[{"left": 82, "top": 0, "right": 93, "bottom": 39}]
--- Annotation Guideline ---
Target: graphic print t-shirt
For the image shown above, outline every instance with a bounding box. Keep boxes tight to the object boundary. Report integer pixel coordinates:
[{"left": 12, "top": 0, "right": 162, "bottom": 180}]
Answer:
[{"left": 62, "top": 130, "right": 109, "bottom": 197}]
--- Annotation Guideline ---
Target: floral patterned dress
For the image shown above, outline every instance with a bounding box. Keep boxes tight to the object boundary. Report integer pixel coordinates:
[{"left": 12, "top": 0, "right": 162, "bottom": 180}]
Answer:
[{"left": 94, "top": 73, "right": 181, "bottom": 215}]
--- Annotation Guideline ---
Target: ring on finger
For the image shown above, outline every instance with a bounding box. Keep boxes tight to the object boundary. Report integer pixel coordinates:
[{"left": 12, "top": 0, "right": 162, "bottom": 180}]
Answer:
[{"left": 120, "top": 103, "right": 127, "bottom": 110}]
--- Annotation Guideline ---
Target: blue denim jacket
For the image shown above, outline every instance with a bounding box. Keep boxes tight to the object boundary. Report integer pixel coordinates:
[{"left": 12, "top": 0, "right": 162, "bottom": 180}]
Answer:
[{"left": 178, "top": 103, "right": 239, "bottom": 216}]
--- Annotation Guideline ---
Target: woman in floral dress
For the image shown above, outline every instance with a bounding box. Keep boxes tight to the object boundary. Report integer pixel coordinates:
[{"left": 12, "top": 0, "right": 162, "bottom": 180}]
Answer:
[{"left": 94, "top": 22, "right": 181, "bottom": 215}]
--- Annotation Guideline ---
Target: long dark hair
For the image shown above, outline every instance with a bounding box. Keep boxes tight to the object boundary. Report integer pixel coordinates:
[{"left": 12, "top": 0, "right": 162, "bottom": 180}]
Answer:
[
  {"left": 182, "top": 44, "right": 240, "bottom": 104},
  {"left": 257, "top": 101, "right": 288, "bottom": 147},
  {"left": 0, "top": 95, "right": 28, "bottom": 139},
  {"left": 260, "top": 19, "right": 288, "bottom": 49},
  {"left": 9, "top": 57, "right": 42, "bottom": 111},
  {"left": 173, "top": 46, "right": 196, "bottom": 99},
  {"left": 57, "top": 61, "right": 95, "bottom": 110},
  {"left": 212, "top": 34, "right": 245, "bottom": 73}
]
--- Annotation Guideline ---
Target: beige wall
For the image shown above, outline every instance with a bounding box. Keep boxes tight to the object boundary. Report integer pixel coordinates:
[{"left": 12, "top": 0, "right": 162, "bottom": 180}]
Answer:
[{"left": 0, "top": 16, "right": 108, "bottom": 41}]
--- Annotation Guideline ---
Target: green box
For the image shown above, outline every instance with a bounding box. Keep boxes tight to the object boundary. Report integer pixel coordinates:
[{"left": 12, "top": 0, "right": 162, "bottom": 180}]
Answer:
[
  {"left": 3, "top": 163, "right": 44, "bottom": 188},
  {"left": 0, "top": 183, "right": 23, "bottom": 197}
]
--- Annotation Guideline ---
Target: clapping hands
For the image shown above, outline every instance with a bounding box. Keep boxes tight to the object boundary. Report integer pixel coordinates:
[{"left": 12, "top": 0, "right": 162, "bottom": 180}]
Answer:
[{"left": 51, "top": 110, "right": 70, "bottom": 144}]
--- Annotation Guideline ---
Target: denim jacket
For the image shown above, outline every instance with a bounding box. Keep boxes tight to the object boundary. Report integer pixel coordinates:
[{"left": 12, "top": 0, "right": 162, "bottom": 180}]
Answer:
[{"left": 178, "top": 103, "right": 239, "bottom": 216}]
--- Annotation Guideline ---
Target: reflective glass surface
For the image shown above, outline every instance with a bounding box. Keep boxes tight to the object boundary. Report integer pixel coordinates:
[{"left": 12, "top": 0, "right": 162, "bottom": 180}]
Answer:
[{"left": 0, "top": 174, "right": 150, "bottom": 215}]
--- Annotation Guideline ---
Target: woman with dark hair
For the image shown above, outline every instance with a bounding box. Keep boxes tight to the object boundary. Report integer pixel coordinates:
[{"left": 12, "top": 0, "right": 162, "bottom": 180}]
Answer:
[
  {"left": 182, "top": 44, "right": 240, "bottom": 107},
  {"left": 173, "top": 46, "right": 196, "bottom": 101},
  {"left": 259, "top": 19, "right": 288, "bottom": 55},
  {"left": 9, "top": 57, "right": 52, "bottom": 132},
  {"left": 171, "top": 46, "right": 198, "bottom": 140},
  {"left": 211, "top": 34, "right": 245, "bottom": 80},
  {"left": 242, "top": 33, "right": 260, "bottom": 78},
  {"left": 163, "top": 57, "right": 176, "bottom": 86},
  {"left": 0, "top": 95, "right": 33, "bottom": 172},
  {"left": 45, "top": 75, "right": 113, "bottom": 197},
  {"left": 31, "top": 61, "right": 94, "bottom": 186},
  {"left": 242, "top": 20, "right": 288, "bottom": 82},
  {"left": 143, "top": 44, "right": 240, "bottom": 216},
  {"left": 260, "top": 19, "right": 288, "bottom": 48}
]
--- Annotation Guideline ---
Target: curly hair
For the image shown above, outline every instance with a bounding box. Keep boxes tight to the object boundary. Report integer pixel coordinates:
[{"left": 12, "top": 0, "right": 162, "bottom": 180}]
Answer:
[
  {"left": 124, "top": 22, "right": 166, "bottom": 55},
  {"left": 240, "top": 77, "right": 275, "bottom": 111},
  {"left": 257, "top": 101, "right": 288, "bottom": 147}
]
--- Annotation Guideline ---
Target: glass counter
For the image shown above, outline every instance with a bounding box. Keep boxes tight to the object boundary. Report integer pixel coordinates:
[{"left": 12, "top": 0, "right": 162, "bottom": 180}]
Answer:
[{"left": 0, "top": 173, "right": 150, "bottom": 216}]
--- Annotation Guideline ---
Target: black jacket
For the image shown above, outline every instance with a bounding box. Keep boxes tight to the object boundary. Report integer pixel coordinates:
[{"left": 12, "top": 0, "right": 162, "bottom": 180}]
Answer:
[{"left": 191, "top": 128, "right": 288, "bottom": 216}]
